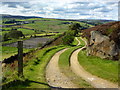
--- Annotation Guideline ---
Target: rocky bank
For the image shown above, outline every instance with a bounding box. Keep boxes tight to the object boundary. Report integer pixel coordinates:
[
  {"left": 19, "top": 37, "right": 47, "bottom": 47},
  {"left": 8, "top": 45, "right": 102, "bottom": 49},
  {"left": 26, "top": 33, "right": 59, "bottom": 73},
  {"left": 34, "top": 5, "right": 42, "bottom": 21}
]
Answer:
[{"left": 82, "top": 21, "right": 120, "bottom": 60}]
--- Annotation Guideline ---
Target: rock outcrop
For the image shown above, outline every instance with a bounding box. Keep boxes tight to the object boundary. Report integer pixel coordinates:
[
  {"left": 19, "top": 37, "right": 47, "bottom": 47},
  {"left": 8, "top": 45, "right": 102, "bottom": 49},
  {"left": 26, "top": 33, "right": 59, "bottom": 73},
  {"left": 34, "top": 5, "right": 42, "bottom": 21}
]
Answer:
[
  {"left": 82, "top": 21, "right": 120, "bottom": 60},
  {"left": 87, "top": 31, "right": 119, "bottom": 60}
]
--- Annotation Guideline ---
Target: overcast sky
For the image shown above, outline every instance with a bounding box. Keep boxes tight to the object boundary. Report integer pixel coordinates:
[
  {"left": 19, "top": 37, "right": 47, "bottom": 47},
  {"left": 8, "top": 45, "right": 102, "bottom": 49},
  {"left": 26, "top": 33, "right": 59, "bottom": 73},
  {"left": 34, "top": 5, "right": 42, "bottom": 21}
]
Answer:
[{"left": 0, "top": 0, "right": 119, "bottom": 20}]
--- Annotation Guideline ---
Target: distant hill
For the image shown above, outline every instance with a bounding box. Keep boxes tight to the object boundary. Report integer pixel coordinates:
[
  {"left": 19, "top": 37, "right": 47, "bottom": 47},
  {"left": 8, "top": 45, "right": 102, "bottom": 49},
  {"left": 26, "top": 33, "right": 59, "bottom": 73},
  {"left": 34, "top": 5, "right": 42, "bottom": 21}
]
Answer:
[
  {"left": 1, "top": 14, "right": 43, "bottom": 19},
  {"left": 56, "top": 18, "right": 115, "bottom": 26},
  {"left": 1, "top": 14, "right": 114, "bottom": 24}
]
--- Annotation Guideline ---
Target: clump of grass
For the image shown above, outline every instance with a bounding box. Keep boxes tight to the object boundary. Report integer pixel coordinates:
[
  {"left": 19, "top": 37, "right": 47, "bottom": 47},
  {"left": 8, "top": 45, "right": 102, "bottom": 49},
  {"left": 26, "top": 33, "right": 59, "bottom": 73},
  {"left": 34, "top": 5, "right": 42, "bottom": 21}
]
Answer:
[{"left": 78, "top": 50, "right": 118, "bottom": 83}]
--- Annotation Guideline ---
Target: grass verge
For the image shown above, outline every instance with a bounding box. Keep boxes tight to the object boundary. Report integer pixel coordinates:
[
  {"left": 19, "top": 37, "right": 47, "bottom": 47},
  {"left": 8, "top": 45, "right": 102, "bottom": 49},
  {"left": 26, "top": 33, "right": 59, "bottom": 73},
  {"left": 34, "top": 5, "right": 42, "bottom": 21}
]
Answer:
[
  {"left": 71, "top": 37, "right": 78, "bottom": 46},
  {"left": 78, "top": 50, "right": 118, "bottom": 84},
  {"left": 77, "top": 37, "right": 85, "bottom": 46},
  {"left": 2, "top": 45, "right": 67, "bottom": 88}
]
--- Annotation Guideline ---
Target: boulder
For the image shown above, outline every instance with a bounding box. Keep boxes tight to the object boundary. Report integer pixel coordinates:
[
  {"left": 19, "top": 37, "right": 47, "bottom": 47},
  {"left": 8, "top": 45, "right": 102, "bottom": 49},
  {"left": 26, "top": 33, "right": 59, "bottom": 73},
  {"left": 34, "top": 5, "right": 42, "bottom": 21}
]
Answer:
[{"left": 87, "top": 31, "right": 119, "bottom": 60}]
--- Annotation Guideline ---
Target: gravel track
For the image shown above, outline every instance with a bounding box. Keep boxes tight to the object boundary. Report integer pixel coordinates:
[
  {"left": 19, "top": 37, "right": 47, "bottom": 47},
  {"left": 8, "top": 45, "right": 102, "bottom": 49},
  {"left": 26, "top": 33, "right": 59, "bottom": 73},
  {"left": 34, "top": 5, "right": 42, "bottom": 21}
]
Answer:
[
  {"left": 70, "top": 38, "right": 118, "bottom": 88},
  {"left": 45, "top": 48, "right": 79, "bottom": 88}
]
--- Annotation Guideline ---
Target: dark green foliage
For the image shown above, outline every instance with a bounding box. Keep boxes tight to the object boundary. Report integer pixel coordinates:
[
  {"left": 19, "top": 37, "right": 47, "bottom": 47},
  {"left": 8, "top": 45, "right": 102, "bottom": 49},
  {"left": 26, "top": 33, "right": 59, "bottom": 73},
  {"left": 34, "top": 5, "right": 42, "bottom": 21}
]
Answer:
[
  {"left": 62, "top": 30, "right": 74, "bottom": 45},
  {"left": 69, "top": 23, "right": 81, "bottom": 30},
  {"left": 3, "top": 33, "right": 9, "bottom": 41},
  {"left": 11, "top": 28, "right": 17, "bottom": 31},
  {"left": 4, "top": 19, "right": 16, "bottom": 24},
  {"left": 8, "top": 30, "right": 24, "bottom": 39},
  {"left": 69, "top": 23, "right": 82, "bottom": 35}
]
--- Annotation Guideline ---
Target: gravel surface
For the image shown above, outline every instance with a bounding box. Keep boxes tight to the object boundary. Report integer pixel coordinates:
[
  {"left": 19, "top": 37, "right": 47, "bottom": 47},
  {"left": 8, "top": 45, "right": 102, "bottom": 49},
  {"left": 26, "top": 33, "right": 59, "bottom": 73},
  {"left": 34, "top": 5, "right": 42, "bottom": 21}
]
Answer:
[{"left": 46, "top": 49, "right": 79, "bottom": 88}]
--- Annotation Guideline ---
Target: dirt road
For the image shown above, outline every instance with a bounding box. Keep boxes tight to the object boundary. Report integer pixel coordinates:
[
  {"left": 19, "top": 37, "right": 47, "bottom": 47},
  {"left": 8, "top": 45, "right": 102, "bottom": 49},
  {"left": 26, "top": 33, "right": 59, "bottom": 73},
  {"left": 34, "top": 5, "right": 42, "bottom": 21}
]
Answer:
[
  {"left": 70, "top": 38, "right": 118, "bottom": 88},
  {"left": 75, "top": 37, "right": 80, "bottom": 46},
  {"left": 45, "top": 49, "right": 79, "bottom": 88}
]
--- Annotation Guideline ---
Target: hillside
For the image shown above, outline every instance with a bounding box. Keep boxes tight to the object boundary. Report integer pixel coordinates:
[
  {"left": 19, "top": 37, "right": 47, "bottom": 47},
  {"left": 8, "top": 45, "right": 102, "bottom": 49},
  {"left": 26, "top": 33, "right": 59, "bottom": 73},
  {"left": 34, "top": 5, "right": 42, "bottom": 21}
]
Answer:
[
  {"left": 82, "top": 21, "right": 120, "bottom": 46},
  {"left": 1, "top": 14, "right": 42, "bottom": 19},
  {"left": 82, "top": 21, "right": 120, "bottom": 60}
]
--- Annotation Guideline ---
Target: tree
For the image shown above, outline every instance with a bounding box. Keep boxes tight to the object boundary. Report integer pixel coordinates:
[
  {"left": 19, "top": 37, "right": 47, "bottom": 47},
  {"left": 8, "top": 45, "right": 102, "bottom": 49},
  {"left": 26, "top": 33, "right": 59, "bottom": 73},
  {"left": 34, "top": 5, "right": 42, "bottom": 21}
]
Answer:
[
  {"left": 62, "top": 30, "right": 75, "bottom": 45},
  {"left": 8, "top": 30, "right": 24, "bottom": 39},
  {"left": 11, "top": 28, "right": 17, "bottom": 31},
  {"left": 69, "top": 23, "right": 82, "bottom": 36},
  {"left": 3, "top": 33, "right": 9, "bottom": 41}
]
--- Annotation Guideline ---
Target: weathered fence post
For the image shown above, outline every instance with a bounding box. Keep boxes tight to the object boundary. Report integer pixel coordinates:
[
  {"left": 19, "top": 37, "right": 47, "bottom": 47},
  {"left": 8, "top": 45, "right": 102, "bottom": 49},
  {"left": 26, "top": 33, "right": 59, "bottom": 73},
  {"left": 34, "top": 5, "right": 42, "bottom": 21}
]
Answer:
[{"left": 18, "top": 41, "right": 23, "bottom": 77}]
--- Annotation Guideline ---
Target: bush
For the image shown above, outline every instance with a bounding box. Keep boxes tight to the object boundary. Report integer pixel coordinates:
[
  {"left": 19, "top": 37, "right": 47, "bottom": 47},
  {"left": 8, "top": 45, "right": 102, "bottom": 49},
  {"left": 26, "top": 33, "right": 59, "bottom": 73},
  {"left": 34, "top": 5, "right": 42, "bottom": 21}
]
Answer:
[
  {"left": 8, "top": 30, "right": 24, "bottom": 39},
  {"left": 3, "top": 33, "right": 9, "bottom": 41},
  {"left": 69, "top": 23, "right": 82, "bottom": 36},
  {"left": 62, "top": 30, "right": 74, "bottom": 45}
]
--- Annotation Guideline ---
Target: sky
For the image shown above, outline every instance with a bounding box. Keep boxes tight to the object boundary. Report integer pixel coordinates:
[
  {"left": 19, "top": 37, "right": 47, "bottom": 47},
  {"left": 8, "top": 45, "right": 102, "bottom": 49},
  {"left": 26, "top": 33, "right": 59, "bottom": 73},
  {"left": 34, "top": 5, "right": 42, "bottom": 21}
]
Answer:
[{"left": 0, "top": 0, "right": 119, "bottom": 20}]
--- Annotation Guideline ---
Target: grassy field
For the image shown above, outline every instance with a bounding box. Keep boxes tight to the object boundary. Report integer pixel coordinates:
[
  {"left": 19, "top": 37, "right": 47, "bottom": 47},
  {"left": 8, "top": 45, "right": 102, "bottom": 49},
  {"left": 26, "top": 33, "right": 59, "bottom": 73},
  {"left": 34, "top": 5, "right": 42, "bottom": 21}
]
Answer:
[
  {"left": 2, "top": 27, "right": 12, "bottom": 31},
  {"left": 78, "top": 50, "right": 118, "bottom": 83},
  {"left": 2, "top": 36, "right": 31, "bottom": 45},
  {"left": 59, "top": 46, "right": 92, "bottom": 88},
  {"left": 22, "top": 18, "right": 93, "bottom": 33},
  {"left": 17, "top": 28, "right": 35, "bottom": 35},
  {"left": 23, "top": 20, "right": 69, "bottom": 33},
  {"left": 2, "top": 46, "right": 32, "bottom": 61},
  {"left": 2, "top": 45, "right": 67, "bottom": 88},
  {"left": 77, "top": 37, "right": 85, "bottom": 46},
  {"left": 0, "top": 31, "right": 9, "bottom": 35},
  {"left": 71, "top": 37, "right": 79, "bottom": 46}
]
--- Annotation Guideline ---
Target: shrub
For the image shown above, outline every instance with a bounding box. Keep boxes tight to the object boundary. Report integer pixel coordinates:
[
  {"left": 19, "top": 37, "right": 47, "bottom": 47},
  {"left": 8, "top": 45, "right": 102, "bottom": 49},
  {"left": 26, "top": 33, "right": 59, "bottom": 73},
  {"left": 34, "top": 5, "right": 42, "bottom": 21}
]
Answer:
[
  {"left": 69, "top": 23, "right": 82, "bottom": 36},
  {"left": 3, "top": 33, "right": 9, "bottom": 41},
  {"left": 62, "top": 30, "right": 74, "bottom": 45},
  {"left": 8, "top": 30, "right": 24, "bottom": 39}
]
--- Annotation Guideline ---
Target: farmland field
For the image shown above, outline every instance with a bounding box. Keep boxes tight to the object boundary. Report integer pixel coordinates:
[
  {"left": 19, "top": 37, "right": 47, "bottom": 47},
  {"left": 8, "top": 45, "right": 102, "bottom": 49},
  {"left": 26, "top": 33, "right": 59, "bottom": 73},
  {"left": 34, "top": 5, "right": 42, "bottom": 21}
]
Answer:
[
  {"left": 1, "top": 2, "right": 118, "bottom": 89},
  {"left": 2, "top": 46, "right": 32, "bottom": 61},
  {"left": 17, "top": 28, "right": 35, "bottom": 35},
  {"left": 4, "top": 37, "right": 52, "bottom": 49},
  {"left": 23, "top": 20, "right": 69, "bottom": 33}
]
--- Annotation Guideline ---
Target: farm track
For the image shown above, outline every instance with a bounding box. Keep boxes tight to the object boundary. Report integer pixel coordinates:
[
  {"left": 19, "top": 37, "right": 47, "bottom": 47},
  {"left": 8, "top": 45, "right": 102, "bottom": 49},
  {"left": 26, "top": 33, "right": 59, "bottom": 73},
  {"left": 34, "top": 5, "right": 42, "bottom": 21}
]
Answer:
[
  {"left": 45, "top": 37, "right": 83, "bottom": 88},
  {"left": 70, "top": 38, "right": 118, "bottom": 88},
  {"left": 75, "top": 37, "right": 81, "bottom": 46},
  {"left": 45, "top": 37, "right": 118, "bottom": 88},
  {"left": 45, "top": 48, "right": 79, "bottom": 88}
]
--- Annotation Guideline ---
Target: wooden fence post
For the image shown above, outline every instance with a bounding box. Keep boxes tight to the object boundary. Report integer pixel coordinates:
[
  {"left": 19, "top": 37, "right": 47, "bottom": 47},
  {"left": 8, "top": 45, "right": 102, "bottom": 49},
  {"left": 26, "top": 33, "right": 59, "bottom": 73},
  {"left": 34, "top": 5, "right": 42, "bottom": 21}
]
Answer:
[{"left": 18, "top": 41, "right": 23, "bottom": 77}]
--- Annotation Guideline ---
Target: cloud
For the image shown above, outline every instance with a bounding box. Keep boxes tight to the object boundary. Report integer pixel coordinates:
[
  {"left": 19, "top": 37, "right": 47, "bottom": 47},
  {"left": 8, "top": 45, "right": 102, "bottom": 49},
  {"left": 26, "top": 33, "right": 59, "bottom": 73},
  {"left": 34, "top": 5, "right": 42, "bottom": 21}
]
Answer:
[
  {"left": 2, "top": 2, "right": 30, "bottom": 8},
  {"left": 0, "top": 0, "right": 118, "bottom": 20}
]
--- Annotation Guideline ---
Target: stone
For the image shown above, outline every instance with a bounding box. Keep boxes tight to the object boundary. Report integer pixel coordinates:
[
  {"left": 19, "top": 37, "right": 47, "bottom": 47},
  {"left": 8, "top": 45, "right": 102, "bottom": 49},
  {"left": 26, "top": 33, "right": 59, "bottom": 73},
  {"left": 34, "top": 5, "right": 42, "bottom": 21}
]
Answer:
[{"left": 87, "top": 31, "right": 119, "bottom": 60}]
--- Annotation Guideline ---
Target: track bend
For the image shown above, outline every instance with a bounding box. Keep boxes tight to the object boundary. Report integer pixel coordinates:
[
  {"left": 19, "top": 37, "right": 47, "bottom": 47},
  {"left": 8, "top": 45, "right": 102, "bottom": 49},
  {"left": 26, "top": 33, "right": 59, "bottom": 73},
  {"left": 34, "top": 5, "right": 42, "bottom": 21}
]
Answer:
[
  {"left": 70, "top": 38, "right": 118, "bottom": 88},
  {"left": 46, "top": 48, "right": 79, "bottom": 88}
]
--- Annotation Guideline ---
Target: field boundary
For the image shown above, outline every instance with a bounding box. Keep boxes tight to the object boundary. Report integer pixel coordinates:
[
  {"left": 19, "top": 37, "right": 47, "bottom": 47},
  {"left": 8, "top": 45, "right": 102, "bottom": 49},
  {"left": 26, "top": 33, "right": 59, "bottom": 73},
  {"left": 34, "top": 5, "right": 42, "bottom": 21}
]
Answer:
[{"left": 2, "top": 33, "right": 65, "bottom": 64}]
